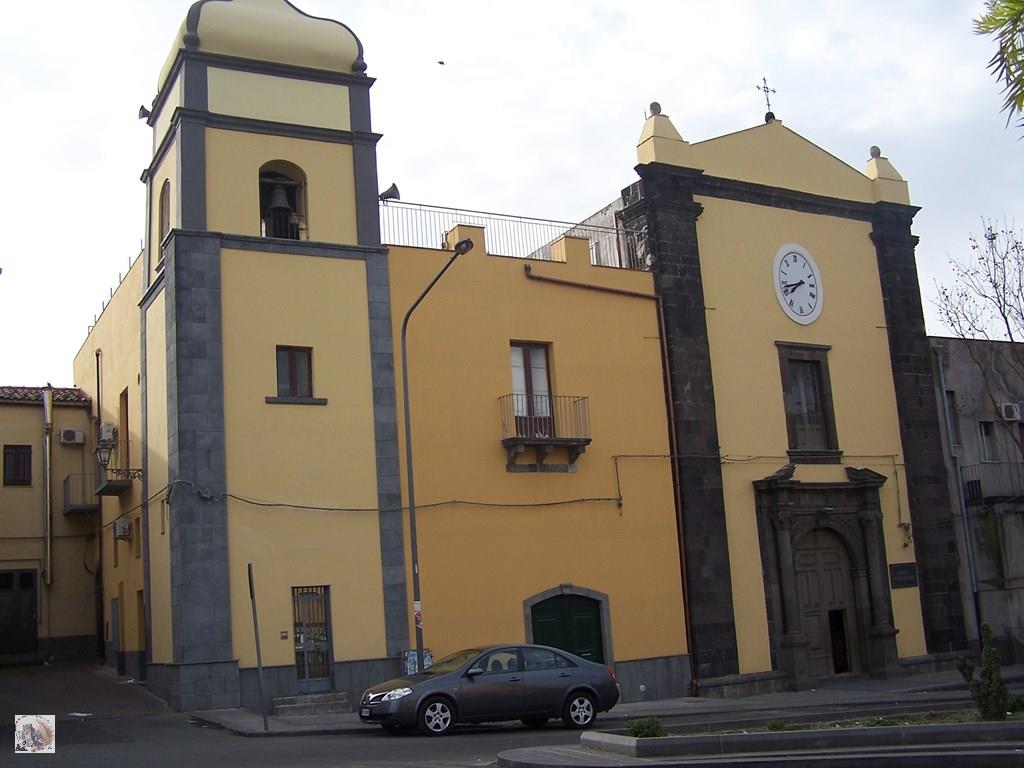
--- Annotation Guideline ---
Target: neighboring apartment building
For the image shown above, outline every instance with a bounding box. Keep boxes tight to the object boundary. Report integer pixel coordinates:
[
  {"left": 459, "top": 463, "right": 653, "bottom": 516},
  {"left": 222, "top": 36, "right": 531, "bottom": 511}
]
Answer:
[
  {"left": 931, "top": 337, "right": 1024, "bottom": 661},
  {"left": 0, "top": 386, "right": 97, "bottom": 663},
  {"left": 70, "top": 0, "right": 965, "bottom": 712}
]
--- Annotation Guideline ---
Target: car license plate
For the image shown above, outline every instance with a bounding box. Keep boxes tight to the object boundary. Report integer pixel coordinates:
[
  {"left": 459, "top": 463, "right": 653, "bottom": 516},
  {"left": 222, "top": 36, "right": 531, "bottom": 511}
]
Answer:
[{"left": 360, "top": 708, "right": 370, "bottom": 718}]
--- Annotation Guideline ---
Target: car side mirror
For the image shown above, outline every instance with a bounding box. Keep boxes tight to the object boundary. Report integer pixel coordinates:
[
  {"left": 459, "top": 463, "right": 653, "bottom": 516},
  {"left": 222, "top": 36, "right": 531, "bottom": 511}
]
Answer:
[{"left": 466, "top": 667, "right": 484, "bottom": 677}]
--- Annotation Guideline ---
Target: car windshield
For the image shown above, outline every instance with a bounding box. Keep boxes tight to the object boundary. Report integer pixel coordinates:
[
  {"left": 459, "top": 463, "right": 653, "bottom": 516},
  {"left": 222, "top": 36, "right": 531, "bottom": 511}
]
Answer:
[{"left": 423, "top": 648, "right": 483, "bottom": 675}]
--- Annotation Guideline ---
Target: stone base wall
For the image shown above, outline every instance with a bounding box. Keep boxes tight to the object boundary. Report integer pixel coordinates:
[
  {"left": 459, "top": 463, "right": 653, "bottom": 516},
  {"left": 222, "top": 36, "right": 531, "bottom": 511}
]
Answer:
[
  {"left": 615, "top": 655, "right": 691, "bottom": 702},
  {"left": 147, "top": 659, "right": 240, "bottom": 711},
  {"left": 695, "top": 670, "right": 789, "bottom": 699},
  {"left": 237, "top": 657, "right": 401, "bottom": 712}
]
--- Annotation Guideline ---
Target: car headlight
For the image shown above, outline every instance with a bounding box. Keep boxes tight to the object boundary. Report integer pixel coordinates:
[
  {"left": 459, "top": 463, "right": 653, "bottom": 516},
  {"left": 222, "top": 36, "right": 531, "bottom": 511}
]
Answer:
[{"left": 381, "top": 687, "right": 412, "bottom": 701}]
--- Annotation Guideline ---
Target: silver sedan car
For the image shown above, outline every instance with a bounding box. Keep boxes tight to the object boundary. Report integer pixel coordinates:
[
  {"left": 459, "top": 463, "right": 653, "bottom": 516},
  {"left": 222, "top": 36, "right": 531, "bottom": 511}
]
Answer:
[{"left": 358, "top": 644, "right": 620, "bottom": 735}]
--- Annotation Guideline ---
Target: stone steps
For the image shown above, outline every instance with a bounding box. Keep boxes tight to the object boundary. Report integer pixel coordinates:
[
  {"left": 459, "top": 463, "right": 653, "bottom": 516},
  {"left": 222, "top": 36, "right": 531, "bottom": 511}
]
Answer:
[{"left": 272, "top": 691, "right": 351, "bottom": 716}]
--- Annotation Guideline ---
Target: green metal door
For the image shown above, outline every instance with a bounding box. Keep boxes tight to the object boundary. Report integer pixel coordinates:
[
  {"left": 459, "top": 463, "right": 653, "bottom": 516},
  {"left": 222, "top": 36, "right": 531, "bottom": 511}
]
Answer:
[{"left": 530, "top": 595, "right": 603, "bottom": 663}]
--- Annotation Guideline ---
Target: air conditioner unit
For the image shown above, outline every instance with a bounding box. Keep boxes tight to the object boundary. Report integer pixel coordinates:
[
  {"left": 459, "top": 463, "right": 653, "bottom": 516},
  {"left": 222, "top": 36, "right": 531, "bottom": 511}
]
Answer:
[
  {"left": 113, "top": 519, "right": 132, "bottom": 540},
  {"left": 1000, "top": 402, "right": 1021, "bottom": 422},
  {"left": 99, "top": 422, "right": 118, "bottom": 443},
  {"left": 59, "top": 428, "right": 85, "bottom": 445}
]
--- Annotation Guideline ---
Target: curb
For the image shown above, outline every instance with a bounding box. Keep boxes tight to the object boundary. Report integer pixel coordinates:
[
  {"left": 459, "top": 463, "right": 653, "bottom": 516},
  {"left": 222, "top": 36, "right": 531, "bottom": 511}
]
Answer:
[{"left": 582, "top": 722, "right": 1024, "bottom": 758}]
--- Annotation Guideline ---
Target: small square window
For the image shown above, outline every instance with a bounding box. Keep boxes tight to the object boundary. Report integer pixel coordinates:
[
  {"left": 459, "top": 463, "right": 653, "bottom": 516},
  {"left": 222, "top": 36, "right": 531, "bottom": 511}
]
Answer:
[
  {"left": 3, "top": 445, "right": 31, "bottom": 486},
  {"left": 267, "top": 346, "right": 327, "bottom": 406},
  {"left": 277, "top": 346, "right": 313, "bottom": 398}
]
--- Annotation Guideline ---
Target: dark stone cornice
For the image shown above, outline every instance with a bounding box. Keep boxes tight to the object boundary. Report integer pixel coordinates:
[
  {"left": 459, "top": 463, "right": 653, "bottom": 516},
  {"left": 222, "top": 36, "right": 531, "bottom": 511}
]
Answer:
[
  {"left": 144, "top": 109, "right": 380, "bottom": 183},
  {"left": 162, "top": 228, "right": 387, "bottom": 260},
  {"left": 633, "top": 162, "right": 924, "bottom": 224}
]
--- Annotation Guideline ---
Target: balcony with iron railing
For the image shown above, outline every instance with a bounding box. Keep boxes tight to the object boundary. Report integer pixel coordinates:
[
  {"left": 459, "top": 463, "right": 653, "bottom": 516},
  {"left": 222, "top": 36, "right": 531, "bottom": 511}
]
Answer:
[
  {"left": 379, "top": 201, "right": 646, "bottom": 270},
  {"left": 961, "top": 462, "right": 1024, "bottom": 503},
  {"left": 499, "top": 394, "right": 591, "bottom": 470},
  {"left": 63, "top": 473, "right": 99, "bottom": 515}
]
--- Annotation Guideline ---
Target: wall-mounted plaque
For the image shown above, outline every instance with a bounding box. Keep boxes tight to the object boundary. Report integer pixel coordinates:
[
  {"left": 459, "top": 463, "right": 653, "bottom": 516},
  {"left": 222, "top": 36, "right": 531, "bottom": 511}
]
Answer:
[{"left": 889, "top": 562, "right": 918, "bottom": 589}]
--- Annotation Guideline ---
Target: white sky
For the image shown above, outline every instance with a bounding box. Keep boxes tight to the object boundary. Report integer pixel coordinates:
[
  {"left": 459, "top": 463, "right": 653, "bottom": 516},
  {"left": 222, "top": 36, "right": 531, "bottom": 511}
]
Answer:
[{"left": 0, "top": 0, "right": 1021, "bottom": 386}]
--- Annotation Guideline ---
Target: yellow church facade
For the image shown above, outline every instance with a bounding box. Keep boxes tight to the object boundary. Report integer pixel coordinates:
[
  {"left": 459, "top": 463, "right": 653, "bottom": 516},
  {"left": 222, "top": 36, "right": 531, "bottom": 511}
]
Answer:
[{"left": 71, "top": 0, "right": 964, "bottom": 711}]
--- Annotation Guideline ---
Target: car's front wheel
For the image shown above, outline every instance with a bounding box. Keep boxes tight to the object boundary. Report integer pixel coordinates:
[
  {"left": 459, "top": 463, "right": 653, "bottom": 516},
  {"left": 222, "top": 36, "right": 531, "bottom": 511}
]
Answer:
[
  {"left": 561, "top": 691, "right": 596, "bottom": 729},
  {"left": 418, "top": 696, "right": 455, "bottom": 736}
]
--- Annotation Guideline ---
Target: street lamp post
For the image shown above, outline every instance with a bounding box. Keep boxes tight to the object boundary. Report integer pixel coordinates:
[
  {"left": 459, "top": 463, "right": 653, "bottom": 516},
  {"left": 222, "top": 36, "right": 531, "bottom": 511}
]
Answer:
[{"left": 400, "top": 237, "right": 474, "bottom": 673}]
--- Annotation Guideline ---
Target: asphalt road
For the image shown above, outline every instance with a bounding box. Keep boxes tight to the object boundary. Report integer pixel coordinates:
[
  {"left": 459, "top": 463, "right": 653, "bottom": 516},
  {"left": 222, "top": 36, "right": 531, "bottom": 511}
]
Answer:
[
  {"left": 36, "top": 713, "right": 585, "bottom": 768},
  {"left": 0, "top": 662, "right": 590, "bottom": 767}
]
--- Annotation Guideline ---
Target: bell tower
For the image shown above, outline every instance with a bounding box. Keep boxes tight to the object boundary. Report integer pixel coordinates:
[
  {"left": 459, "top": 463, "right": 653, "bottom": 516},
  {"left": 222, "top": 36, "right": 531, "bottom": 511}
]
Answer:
[{"left": 138, "top": 1, "right": 400, "bottom": 711}]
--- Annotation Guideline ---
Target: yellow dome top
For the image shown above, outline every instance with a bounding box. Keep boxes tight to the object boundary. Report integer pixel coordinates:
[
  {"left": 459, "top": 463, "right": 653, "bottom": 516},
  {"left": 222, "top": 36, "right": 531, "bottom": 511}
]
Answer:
[{"left": 158, "top": 0, "right": 366, "bottom": 90}]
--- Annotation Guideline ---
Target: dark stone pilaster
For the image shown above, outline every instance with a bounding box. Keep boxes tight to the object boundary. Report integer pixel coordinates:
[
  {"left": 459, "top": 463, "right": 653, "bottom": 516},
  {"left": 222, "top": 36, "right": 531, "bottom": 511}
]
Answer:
[
  {"left": 620, "top": 163, "right": 739, "bottom": 679},
  {"left": 349, "top": 82, "right": 382, "bottom": 246},
  {"left": 365, "top": 251, "right": 408, "bottom": 657},
  {"left": 177, "top": 115, "right": 207, "bottom": 232},
  {"left": 871, "top": 203, "right": 966, "bottom": 653},
  {"left": 162, "top": 230, "right": 239, "bottom": 708}
]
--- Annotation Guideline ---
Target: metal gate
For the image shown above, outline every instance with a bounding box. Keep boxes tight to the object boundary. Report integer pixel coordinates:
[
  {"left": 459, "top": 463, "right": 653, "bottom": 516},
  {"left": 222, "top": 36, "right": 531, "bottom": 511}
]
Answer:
[
  {"left": 0, "top": 570, "right": 38, "bottom": 655},
  {"left": 292, "top": 586, "right": 333, "bottom": 693}
]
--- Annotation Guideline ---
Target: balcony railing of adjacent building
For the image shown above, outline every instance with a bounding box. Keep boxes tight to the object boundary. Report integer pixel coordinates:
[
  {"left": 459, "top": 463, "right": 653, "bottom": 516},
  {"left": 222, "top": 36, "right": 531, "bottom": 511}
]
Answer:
[
  {"left": 498, "top": 394, "right": 591, "bottom": 469},
  {"left": 94, "top": 440, "right": 143, "bottom": 497},
  {"left": 379, "top": 201, "right": 646, "bottom": 270},
  {"left": 63, "top": 473, "right": 99, "bottom": 515},
  {"left": 961, "top": 462, "right": 1024, "bottom": 503}
]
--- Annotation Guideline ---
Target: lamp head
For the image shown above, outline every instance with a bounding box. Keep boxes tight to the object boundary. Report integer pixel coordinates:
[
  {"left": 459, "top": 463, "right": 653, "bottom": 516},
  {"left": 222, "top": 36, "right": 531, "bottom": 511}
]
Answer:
[
  {"left": 453, "top": 238, "right": 474, "bottom": 256},
  {"left": 96, "top": 443, "right": 115, "bottom": 468}
]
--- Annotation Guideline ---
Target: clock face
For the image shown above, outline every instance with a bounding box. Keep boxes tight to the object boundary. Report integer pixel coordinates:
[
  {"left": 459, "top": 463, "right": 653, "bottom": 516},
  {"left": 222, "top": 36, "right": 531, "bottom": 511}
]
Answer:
[{"left": 773, "top": 244, "right": 823, "bottom": 324}]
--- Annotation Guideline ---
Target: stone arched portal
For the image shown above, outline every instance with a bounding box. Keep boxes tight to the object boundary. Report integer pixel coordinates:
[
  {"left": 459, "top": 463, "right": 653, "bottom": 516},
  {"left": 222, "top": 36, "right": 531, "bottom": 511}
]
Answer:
[{"left": 754, "top": 465, "right": 900, "bottom": 687}]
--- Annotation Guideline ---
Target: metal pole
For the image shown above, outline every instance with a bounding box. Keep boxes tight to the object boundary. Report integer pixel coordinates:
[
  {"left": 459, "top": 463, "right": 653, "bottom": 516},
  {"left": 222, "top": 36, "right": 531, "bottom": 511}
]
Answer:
[
  {"left": 247, "top": 563, "right": 269, "bottom": 732},
  {"left": 400, "top": 239, "right": 472, "bottom": 673}
]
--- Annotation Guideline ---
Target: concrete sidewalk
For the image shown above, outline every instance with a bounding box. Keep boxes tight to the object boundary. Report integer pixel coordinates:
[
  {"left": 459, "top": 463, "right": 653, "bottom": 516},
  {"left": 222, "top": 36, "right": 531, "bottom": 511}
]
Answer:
[{"left": 187, "top": 665, "right": 1024, "bottom": 737}]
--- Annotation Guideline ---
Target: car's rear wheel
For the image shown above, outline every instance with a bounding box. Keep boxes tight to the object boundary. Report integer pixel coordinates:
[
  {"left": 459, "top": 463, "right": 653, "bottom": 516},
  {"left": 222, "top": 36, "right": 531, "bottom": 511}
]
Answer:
[
  {"left": 521, "top": 717, "right": 547, "bottom": 729},
  {"left": 561, "top": 691, "right": 596, "bottom": 729},
  {"left": 418, "top": 697, "right": 455, "bottom": 736}
]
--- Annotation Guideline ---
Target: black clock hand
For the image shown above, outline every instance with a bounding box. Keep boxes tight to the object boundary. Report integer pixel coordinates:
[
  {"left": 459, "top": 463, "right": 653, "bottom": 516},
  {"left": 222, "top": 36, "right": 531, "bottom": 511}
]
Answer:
[{"left": 783, "top": 279, "right": 805, "bottom": 295}]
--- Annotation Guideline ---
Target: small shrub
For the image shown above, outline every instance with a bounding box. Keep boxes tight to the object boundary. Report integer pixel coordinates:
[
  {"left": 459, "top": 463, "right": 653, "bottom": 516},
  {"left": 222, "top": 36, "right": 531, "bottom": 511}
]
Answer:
[
  {"left": 627, "top": 716, "right": 667, "bottom": 738},
  {"left": 765, "top": 720, "right": 789, "bottom": 731},
  {"left": 866, "top": 717, "right": 898, "bottom": 727},
  {"left": 957, "top": 624, "right": 1011, "bottom": 721}
]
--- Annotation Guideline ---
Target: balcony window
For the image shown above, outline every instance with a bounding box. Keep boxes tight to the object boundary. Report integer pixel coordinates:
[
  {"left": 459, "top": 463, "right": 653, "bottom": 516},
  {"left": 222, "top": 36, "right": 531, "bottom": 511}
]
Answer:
[
  {"left": 502, "top": 342, "right": 590, "bottom": 470},
  {"left": 980, "top": 421, "right": 998, "bottom": 462},
  {"left": 510, "top": 343, "right": 553, "bottom": 439}
]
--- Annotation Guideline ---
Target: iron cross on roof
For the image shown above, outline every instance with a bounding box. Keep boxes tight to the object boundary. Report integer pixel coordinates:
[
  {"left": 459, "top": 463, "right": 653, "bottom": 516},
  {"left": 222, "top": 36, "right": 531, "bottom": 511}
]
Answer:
[{"left": 757, "top": 76, "right": 777, "bottom": 122}]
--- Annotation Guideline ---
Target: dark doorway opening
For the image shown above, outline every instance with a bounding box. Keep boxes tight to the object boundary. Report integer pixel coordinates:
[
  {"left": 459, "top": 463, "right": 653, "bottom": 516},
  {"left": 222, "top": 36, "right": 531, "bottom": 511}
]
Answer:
[
  {"left": 828, "top": 609, "right": 851, "bottom": 674},
  {"left": 0, "top": 570, "right": 38, "bottom": 655}
]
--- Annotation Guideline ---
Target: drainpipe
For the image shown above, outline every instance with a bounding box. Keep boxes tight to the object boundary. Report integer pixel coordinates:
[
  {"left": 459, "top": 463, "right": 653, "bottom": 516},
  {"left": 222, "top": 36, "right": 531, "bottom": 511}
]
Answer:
[
  {"left": 934, "top": 344, "right": 982, "bottom": 647},
  {"left": 523, "top": 264, "right": 698, "bottom": 694},
  {"left": 94, "top": 349, "right": 104, "bottom": 660},
  {"left": 42, "top": 385, "right": 54, "bottom": 586}
]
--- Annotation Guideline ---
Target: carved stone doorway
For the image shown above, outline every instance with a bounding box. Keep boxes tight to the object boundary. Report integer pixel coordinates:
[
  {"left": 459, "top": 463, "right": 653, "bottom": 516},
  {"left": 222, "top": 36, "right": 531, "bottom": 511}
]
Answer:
[{"left": 754, "top": 465, "right": 900, "bottom": 687}]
